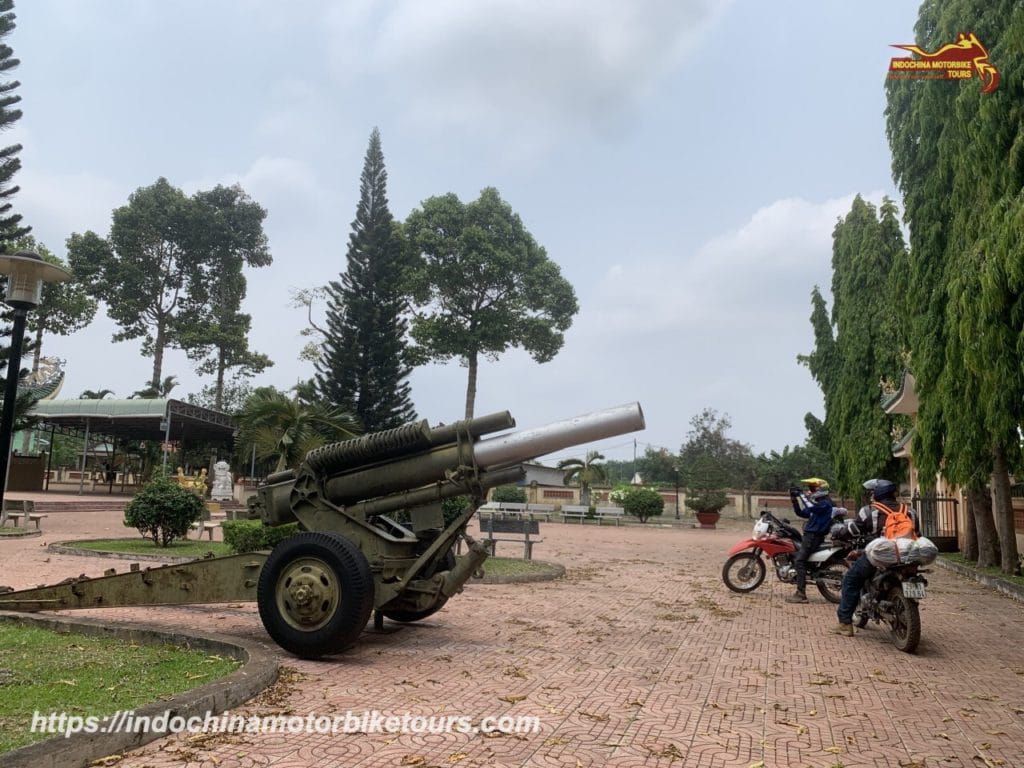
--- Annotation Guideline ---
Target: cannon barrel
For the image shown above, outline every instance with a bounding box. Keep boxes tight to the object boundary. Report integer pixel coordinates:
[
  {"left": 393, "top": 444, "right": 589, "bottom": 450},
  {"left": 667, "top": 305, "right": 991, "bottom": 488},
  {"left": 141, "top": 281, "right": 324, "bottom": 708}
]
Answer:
[{"left": 321, "top": 402, "right": 645, "bottom": 506}]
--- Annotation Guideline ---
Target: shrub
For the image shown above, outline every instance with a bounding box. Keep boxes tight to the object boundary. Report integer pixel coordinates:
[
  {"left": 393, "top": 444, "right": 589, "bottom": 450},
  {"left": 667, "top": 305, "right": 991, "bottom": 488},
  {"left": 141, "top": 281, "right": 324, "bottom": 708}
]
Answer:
[
  {"left": 123, "top": 472, "right": 205, "bottom": 547},
  {"left": 684, "top": 490, "right": 729, "bottom": 515},
  {"left": 610, "top": 485, "right": 665, "bottom": 523},
  {"left": 441, "top": 496, "right": 471, "bottom": 525},
  {"left": 492, "top": 485, "right": 527, "bottom": 504},
  {"left": 222, "top": 520, "right": 300, "bottom": 553}
]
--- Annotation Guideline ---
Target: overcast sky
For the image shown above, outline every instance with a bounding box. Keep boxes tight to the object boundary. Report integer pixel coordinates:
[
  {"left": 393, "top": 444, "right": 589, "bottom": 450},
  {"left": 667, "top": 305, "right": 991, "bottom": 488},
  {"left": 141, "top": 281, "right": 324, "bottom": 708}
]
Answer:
[{"left": 9, "top": 1, "right": 922, "bottom": 463}]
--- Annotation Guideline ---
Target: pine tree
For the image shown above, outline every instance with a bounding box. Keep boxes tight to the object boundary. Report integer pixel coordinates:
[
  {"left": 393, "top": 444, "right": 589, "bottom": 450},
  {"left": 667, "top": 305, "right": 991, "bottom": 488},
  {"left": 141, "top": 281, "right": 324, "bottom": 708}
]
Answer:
[
  {"left": 0, "top": 0, "right": 27, "bottom": 248},
  {"left": 315, "top": 129, "right": 417, "bottom": 431}
]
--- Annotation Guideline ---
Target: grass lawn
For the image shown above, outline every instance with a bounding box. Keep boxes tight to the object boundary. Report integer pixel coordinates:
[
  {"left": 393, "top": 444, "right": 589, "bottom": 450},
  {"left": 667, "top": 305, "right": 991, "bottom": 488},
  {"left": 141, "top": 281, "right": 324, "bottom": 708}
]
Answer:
[
  {"left": 0, "top": 624, "right": 240, "bottom": 753},
  {"left": 945, "top": 553, "right": 1024, "bottom": 589},
  {"left": 66, "top": 538, "right": 234, "bottom": 558}
]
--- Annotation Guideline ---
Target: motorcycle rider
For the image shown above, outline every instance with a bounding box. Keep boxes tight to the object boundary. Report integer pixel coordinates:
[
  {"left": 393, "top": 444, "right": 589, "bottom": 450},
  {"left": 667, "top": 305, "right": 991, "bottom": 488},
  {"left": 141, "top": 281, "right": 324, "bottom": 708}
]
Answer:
[
  {"left": 785, "top": 480, "right": 834, "bottom": 603},
  {"left": 831, "top": 478, "right": 918, "bottom": 636}
]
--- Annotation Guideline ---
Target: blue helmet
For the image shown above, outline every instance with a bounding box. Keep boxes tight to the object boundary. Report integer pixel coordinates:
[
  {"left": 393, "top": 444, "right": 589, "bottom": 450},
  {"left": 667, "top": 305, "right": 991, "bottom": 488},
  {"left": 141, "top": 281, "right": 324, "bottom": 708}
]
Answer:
[{"left": 863, "top": 478, "right": 897, "bottom": 502}]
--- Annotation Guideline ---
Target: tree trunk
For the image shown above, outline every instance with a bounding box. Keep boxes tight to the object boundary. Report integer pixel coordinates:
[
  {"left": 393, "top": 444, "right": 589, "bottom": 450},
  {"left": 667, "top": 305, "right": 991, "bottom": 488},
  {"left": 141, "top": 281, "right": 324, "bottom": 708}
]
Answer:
[
  {"left": 991, "top": 445, "right": 1021, "bottom": 575},
  {"left": 215, "top": 350, "right": 226, "bottom": 411},
  {"left": 962, "top": 487, "right": 978, "bottom": 562},
  {"left": 968, "top": 485, "right": 999, "bottom": 568},
  {"left": 151, "top": 320, "right": 166, "bottom": 391},
  {"left": 464, "top": 351, "right": 478, "bottom": 419},
  {"left": 32, "top": 325, "right": 43, "bottom": 373}
]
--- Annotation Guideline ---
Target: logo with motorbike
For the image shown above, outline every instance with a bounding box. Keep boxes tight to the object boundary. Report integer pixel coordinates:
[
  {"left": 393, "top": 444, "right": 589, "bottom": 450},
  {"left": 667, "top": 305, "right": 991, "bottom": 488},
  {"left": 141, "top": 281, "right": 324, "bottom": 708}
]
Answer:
[{"left": 888, "top": 32, "right": 999, "bottom": 93}]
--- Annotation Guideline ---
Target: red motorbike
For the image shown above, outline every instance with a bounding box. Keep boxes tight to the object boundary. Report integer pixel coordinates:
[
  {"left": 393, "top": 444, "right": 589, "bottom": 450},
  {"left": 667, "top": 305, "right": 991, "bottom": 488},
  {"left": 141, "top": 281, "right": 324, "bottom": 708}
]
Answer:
[{"left": 722, "top": 510, "right": 852, "bottom": 602}]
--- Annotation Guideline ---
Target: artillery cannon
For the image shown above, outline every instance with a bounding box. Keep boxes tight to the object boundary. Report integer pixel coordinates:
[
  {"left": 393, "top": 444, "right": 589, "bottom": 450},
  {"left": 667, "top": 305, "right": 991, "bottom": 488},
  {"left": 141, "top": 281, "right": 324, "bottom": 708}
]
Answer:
[{"left": 0, "top": 403, "right": 645, "bottom": 658}]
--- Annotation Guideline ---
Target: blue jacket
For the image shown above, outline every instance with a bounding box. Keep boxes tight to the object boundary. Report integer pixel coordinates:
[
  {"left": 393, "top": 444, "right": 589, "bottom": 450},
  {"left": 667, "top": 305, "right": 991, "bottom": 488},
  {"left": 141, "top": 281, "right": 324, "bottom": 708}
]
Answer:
[{"left": 796, "top": 496, "right": 834, "bottom": 533}]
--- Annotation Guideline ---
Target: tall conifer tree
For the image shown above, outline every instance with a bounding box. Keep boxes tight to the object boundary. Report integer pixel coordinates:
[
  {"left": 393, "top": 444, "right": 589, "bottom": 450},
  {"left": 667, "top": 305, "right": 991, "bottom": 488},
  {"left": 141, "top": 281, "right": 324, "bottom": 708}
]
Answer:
[
  {"left": 0, "top": 0, "right": 26, "bottom": 249},
  {"left": 315, "top": 129, "right": 417, "bottom": 431}
]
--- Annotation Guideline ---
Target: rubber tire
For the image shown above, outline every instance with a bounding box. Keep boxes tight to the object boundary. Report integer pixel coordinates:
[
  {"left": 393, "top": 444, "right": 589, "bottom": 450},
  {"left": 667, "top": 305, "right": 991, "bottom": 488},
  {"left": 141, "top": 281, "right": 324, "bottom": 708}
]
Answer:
[
  {"left": 815, "top": 559, "right": 850, "bottom": 604},
  {"left": 381, "top": 550, "right": 458, "bottom": 623},
  {"left": 887, "top": 586, "right": 921, "bottom": 653},
  {"left": 257, "top": 531, "right": 374, "bottom": 659},
  {"left": 722, "top": 552, "right": 766, "bottom": 593}
]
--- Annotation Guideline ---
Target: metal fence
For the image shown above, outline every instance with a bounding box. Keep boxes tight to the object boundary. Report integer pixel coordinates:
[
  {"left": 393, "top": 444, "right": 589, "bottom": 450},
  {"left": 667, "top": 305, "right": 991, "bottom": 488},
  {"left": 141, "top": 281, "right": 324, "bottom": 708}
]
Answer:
[{"left": 912, "top": 492, "right": 959, "bottom": 552}]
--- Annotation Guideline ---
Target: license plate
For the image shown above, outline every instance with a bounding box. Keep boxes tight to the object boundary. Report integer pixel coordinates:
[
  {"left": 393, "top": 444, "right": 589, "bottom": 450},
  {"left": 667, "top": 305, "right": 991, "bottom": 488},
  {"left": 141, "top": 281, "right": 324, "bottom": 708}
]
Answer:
[{"left": 902, "top": 581, "right": 926, "bottom": 599}]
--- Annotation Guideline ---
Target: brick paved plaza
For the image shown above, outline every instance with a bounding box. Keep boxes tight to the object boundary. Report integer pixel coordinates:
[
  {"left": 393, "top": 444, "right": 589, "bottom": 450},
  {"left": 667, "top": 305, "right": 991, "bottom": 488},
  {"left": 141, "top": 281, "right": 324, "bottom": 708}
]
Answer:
[{"left": 2, "top": 502, "right": 1023, "bottom": 767}]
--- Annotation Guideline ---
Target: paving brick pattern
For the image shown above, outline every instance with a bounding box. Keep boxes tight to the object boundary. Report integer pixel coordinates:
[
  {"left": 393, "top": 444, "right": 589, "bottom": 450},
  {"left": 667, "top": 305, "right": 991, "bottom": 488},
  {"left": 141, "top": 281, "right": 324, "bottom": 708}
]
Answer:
[{"left": 2, "top": 503, "right": 1023, "bottom": 767}]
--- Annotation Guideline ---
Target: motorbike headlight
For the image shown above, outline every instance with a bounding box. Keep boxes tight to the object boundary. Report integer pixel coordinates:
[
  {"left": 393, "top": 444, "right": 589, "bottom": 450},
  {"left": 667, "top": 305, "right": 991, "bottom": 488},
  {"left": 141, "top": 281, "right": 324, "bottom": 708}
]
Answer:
[{"left": 752, "top": 520, "right": 770, "bottom": 540}]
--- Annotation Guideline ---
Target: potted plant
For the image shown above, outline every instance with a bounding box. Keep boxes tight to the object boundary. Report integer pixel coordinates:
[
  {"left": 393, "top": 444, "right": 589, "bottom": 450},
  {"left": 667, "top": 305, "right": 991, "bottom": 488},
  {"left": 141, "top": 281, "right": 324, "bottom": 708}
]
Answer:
[{"left": 685, "top": 489, "right": 728, "bottom": 529}]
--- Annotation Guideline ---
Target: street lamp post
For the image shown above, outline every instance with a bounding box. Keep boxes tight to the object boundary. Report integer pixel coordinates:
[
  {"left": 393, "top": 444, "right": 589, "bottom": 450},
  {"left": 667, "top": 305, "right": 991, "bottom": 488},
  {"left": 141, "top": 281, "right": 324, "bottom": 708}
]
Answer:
[{"left": 0, "top": 251, "right": 71, "bottom": 516}]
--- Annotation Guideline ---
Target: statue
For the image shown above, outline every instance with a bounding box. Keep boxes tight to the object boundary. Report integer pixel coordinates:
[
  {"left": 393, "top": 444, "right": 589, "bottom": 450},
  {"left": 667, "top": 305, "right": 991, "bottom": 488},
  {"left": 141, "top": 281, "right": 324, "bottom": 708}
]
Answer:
[{"left": 211, "top": 460, "right": 233, "bottom": 501}]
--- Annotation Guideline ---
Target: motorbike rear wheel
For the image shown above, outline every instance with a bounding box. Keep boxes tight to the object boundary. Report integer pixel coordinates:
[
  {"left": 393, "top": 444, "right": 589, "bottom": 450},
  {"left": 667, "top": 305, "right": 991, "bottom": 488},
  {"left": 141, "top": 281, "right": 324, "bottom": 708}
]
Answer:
[
  {"left": 887, "top": 586, "right": 921, "bottom": 653},
  {"left": 814, "top": 559, "right": 850, "bottom": 604},
  {"left": 722, "top": 552, "right": 766, "bottom": 593}
]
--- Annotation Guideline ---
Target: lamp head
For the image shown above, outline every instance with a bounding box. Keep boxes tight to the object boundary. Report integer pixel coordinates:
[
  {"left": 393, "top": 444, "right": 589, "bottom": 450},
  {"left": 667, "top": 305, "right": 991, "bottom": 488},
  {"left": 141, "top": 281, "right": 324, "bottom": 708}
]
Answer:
[{"left": 0, "top": 250, "right": 72, "bottom": 309}]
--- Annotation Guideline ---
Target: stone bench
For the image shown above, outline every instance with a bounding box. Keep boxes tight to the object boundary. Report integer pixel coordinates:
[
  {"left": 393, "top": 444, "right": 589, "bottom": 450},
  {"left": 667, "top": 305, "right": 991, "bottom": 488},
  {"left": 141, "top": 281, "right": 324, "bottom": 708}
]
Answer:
[
  {"left": 190, "top": 521, "right": 221, "bottom": 540},
  {"left": 594, "top": 506, "right": 625, "bottom": 526},
  {"left": 4, "top": 511, "right": 47, "bottom": 529},
  {"left": 561, "top": 505, "right": 590, "bottom": 523},
  {"left": 479, "top": 518, "right": 542, "bottom": 560},
  {"left": 525, "top": 503, "right": 555, "bottom": 522}
]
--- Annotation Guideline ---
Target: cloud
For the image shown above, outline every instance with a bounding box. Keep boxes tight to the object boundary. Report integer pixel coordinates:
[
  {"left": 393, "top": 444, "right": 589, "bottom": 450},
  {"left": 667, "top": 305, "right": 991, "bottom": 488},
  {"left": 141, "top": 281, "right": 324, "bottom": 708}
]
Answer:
[
  {"left": 15, "top": 168, "right": 129, "bottom": 252},
  {"left": 324, "top": 0, "right": 728, "bottom": 154}
]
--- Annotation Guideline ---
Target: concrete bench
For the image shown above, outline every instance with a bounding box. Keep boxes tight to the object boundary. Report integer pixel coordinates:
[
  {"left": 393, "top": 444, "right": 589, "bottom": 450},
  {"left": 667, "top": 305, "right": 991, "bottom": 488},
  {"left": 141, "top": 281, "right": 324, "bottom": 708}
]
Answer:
[
  {"left": 594, "top": 506, "right": 626, "bottom": 526},
  {"left": 480, "top": 502, "right": 528, "bottom": 519},
  {"left": 190, "top": 521, "right": 221, "bottom": 540},
  {"left": 480, "top": 518, "right": 542, "bottom": 560},
  {"left": 4, "top": 512, "right": 48, "bottom": 529},
  {"left": 561, "top": 505, "right": 590, "bottom": 523},
  {"left": 526, "top": 503, "right": 554, "bottom": 522}
]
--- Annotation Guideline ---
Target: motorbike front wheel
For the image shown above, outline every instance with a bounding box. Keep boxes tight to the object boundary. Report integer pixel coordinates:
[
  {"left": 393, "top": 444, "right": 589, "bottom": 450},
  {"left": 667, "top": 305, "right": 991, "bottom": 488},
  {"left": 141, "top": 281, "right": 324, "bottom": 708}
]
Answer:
[
  {"left": 814, "top": 559, "right": 850, "bottom": 604},
  {"left": 722, "top": 552, "right": 766, "bottom": 593},
  {"left": 887, "top": 586, "right": 921, "bottom": 653}
]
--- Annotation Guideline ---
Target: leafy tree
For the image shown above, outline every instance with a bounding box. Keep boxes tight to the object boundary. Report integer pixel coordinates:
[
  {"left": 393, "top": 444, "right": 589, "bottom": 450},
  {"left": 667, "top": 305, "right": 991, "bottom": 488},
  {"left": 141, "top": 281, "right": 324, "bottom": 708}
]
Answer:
[
  {"left": 315, "top": 129, "right": 417, "bottom": 431},
  {"left": 491, "top": 484, "right": 527, "bottom": 504},
  {"left": 67, "top": 178, "right": 271, "bottom": 396},
  {"left": 235, "top": 387, "right": 360, "bottom": 472},
  {"left": 10, "top": 237, "right": 97, "bottom": 373},
  {"left": 405, "top": 187, "right": 578, "bottom": 417},
  {"left": 886, "top": 0, "right": 1020, "bottom": 573},
  {"left": 0, "top": 0, "right": 27, "bottom": 248},
  {"left": 754, "top": 443, "right": 832, "bottom": 492},
  {"left": 187, "top": 377, "right": 253, "bottom": 414},
  {"left": 799, "top": 197, "right": 906, "bottom": 498},
  {"left": 677, "top": 408, "right": 756, "bottom": 494},
  {"left": 557, "top": 450, "right": 607, "bottom": 507},
  {"left": 635, "top": 447, "right": 681, "bottom": 487},
  {"left": 179, "top": 185, "right": 273, "bottom": 410}
]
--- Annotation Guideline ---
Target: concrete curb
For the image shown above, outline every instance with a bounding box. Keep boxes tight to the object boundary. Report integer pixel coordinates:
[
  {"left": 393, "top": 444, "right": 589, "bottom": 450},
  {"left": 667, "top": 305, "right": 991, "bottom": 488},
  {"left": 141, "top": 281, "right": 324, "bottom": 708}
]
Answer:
[
  {"left": 935, "top": 556, "right": 1024, "bottom": 605},
  {"left": 0, "top": 529, "right": 42, "bottom": 539},
  {"left": 0, "top": 612, "right": 279, "bottom": 768}
]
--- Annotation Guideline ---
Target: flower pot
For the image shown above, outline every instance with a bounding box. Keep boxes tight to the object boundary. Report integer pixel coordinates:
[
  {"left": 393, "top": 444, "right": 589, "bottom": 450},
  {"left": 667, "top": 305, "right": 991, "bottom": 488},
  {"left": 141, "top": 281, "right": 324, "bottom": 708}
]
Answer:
[{"left": 694, "top": 510, "right": 720, "bottom": 529}]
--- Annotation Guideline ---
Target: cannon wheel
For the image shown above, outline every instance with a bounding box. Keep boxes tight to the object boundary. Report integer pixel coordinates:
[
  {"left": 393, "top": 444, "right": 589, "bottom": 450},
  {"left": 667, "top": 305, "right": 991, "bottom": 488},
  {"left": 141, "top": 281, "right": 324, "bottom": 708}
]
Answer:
[
  {"left": 381, "top": 549, "right": 457, "bottom": 623},
  {"left": 257, "top": 531, "right": 374, "bottom": 658}
]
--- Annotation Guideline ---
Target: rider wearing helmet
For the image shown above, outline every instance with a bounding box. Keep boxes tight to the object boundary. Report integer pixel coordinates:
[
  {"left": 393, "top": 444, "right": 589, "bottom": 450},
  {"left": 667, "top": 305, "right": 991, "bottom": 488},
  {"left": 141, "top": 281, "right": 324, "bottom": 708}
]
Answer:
[
  {"left": 785, "top": 479, "right": 834, "bottom": 603},
  {"left": 832, "top": 479, "right": 918, "bottom": 636}
]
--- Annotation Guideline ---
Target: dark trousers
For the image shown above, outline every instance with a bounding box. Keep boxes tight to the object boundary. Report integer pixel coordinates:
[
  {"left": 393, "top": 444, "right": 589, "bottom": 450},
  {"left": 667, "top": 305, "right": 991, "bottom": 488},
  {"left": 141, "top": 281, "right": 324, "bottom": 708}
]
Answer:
[
  {"left": 793, "top": 529, "right": 826, "bottom": 592},
  {"left": 837, "top": 554, "right": 877, "bottom": 624}
]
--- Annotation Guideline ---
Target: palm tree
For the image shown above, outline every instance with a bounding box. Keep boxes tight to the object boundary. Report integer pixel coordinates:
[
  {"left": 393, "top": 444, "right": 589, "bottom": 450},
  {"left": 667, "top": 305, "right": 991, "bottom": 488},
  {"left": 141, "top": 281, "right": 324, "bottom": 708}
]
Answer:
[
  {"left": 130, "top": 375, "right": 178, "bottom": 399},
  {"left": 557, "top": 450, "right": 608, "bottom": 507},
  {"left": 236, "top": 387, "right": 360, "bottom": 473},
  {"left": 79, "top": 389, "right": 114, "bottom": 399}
]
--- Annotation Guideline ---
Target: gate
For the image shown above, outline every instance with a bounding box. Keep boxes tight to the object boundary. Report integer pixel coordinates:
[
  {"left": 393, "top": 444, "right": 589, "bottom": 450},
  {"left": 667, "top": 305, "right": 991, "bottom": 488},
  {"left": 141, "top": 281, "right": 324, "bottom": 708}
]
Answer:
[{"left": 912, "top": 492, "right": 959, "bottom": 552}]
